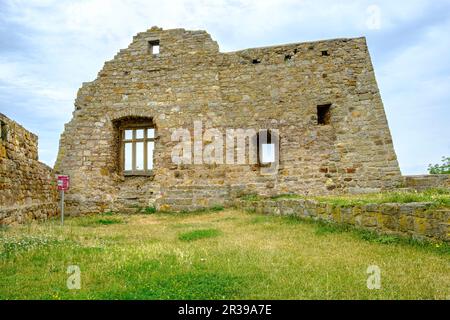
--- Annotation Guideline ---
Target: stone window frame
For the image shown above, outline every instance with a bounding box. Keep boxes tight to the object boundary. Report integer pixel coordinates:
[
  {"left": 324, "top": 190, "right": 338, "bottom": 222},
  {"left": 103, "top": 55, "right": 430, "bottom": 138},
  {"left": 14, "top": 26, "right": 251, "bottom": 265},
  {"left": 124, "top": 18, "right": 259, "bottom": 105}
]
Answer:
[{"left": 119, "top": 124, "right": 155, "bottom": 176}]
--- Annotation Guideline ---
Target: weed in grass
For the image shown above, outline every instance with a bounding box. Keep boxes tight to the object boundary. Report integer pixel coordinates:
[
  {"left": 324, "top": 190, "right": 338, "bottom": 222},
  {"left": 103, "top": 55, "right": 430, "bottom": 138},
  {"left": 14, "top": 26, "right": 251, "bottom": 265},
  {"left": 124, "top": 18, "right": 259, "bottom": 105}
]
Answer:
[
  {"left": 210, "top": 205, "right": 225, "bottom": 212},
  {"left": 77, "top": 217, "right": 124, "bottom": 227},
  {"left": 0, "top": 235, "right": 66, "bottom": 258},
  {"left": 144, "top": 206, "right": 157, "bottom": 214},
  {"left": 178, "top": 229, "right": 221, "bottom": 241},
  {"left": 96, "top": 218, "right": 123, "bottom": 225}
]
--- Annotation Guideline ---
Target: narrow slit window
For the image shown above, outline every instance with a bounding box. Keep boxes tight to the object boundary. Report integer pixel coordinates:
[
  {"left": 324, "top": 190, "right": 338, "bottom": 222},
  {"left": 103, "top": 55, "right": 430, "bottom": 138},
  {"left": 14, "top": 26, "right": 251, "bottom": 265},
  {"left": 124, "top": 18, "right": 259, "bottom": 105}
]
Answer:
[
  {"left": 317, "top": 104, "right": 332, "bottom": 125},
  {"left": 0, "top": 120, "right": 5, "bottom": 140},
  {"left": 121, "top": 126, "right": 155, "bottom": 175},
  {"left": 148, "top": 40, "right": 160, "bottom": 55},
  {"left": 321, "top": 50, "right": 330, "bottom": 56}
]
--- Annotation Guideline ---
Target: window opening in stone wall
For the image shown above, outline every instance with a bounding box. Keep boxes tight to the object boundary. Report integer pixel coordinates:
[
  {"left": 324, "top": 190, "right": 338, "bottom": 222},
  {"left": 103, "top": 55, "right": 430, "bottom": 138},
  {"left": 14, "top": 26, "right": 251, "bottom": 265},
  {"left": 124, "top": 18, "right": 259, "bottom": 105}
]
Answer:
[
  {"left": 0, "top": 120, "right": 6, "bottom": 141},
  {"left": 149, "top": 40, "right": 160, "bottom": 55},
  {"left": 321, "top": 50, "right": 330, "bottom": 56},
  {"left": 258, "top": 130, "right": 276, "bottom": 165},
  {"left": 252, "top": 59, "right": 261, "bottom": 64},
  {"left": 121, "top": 126, "right": 155, "bottom": 175},
  {"left": 317, "top": 104, "right": 332, "bottom": 125}
]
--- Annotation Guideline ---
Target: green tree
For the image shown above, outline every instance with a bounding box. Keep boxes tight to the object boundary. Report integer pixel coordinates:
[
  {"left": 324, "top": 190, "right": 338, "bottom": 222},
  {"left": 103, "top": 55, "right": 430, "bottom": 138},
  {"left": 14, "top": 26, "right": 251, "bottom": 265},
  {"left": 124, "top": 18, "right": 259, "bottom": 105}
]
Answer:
[{"left": 428, "top": 156, "right": 450, "bottom": 174}]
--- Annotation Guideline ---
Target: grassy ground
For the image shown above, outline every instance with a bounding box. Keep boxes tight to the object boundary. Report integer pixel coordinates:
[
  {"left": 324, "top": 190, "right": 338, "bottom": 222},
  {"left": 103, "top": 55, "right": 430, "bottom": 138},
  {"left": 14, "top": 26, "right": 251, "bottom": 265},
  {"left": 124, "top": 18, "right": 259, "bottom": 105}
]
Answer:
[{"left": 1, "top": 209, "right": 449, "bottom": 300}]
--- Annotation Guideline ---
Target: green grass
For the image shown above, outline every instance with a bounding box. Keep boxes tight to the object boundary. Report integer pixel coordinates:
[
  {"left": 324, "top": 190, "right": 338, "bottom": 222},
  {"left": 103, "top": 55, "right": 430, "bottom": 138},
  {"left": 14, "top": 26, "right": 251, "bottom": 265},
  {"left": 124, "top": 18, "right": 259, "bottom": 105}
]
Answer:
[
  {"left": 178, "top": 229, "right": 222, "bottom": 241},
  {"left": 1, "top": 210, "right": 449, "bottom": 300},
  {"left": 76, "top": 215, "right": 124, "bottom": 227},
  {"left": 210, "top": 205, "right": 225, "bottom": 212}
]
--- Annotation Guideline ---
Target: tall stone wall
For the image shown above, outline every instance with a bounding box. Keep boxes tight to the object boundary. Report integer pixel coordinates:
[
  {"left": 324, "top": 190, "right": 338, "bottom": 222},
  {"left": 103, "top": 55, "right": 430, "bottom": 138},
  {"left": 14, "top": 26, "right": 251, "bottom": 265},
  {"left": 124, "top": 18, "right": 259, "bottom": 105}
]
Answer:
[
  {"left": 0, "top": 113, "right": 58, "bottom": 224},
  {"left": 55, "top": 27, "right": 402, "bottom": 215}
]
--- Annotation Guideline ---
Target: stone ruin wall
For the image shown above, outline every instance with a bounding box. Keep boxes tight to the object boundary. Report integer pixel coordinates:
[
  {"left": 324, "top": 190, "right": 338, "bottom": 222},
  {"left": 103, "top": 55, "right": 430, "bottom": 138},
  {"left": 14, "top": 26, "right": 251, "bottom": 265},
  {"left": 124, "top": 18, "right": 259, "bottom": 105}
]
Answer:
[
  {"left": 404, "top": 175, "right": 450, "bottom": 191},
  {"left": 0, "top": 113, "right": 58, "bottom": 224},
  {"left": 54, "top": 27, "right": 403, "bottom": 215},
  {"left": 236, "top": 198, "right": 449, "bottom": 242}
]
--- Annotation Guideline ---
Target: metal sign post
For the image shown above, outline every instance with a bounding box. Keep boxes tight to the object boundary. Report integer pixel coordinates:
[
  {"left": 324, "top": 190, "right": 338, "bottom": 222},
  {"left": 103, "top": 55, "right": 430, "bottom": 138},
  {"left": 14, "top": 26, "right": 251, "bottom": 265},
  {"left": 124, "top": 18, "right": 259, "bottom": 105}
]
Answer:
[
  {"left": 61, "top": 190, "right": 65, "bottom": 225},
  {"left": 57, "top": 175, "right": 70, "bottom": 226}
]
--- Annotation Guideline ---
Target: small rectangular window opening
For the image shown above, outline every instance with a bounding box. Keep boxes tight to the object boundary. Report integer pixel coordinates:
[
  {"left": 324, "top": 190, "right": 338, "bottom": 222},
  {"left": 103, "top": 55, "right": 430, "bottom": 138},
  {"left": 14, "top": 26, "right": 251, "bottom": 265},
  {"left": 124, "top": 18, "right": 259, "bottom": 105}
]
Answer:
[
  {"left": 321, "top": 50, "right": 330, "bottom": 56},
  {"left": 252, "top": 59, "right": 261, "bottom": 64},
  {"left": 317, "top": 104, "right": 332, "bottom": 125},
  {"left": 258, "top": 130, "right": 277, "bottom": 165},
  {"left": 148, "top": 40, "right": 160, "bottom": 55},
  {"left": 261, "top": 143, "right": 275, "bottom": 163}
]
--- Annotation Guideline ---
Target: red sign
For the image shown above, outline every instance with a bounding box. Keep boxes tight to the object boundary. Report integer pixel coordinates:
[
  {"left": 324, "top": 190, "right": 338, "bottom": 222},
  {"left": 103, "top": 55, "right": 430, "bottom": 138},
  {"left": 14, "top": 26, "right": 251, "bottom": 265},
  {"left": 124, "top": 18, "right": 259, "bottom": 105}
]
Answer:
[{"left": 57, "top": 175, "right": 70, "bottom": 191}]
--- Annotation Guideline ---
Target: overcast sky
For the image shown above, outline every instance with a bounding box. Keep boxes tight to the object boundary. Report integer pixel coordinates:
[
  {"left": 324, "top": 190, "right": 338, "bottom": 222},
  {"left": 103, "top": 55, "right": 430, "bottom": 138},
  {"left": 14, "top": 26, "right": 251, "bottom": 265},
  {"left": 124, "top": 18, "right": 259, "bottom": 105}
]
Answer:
[{"left": 0, "top": 0, "right": 449, "bottom": 174}]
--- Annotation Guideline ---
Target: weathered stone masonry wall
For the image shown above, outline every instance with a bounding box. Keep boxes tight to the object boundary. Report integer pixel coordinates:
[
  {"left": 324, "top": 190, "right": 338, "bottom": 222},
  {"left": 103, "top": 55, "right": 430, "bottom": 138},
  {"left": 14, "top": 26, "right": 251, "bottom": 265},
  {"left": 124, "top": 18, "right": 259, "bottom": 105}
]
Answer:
[
  {"left": 55, "top": 27, "right": 402, "bottom": 215},
  {"left": 404, "top": 175, "right": 450, "bottom": 191},
  {"left": 0, "top": 113, "right": 58, "bottom": 224},
  {"left": 236, "top": 199, "right": 449, "bottom": 242}
]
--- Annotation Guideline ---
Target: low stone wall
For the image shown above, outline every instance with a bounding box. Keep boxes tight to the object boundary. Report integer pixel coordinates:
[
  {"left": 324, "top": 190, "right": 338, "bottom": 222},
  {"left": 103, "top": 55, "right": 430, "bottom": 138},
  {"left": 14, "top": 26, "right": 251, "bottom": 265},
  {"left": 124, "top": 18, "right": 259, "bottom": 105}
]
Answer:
[
  {"left": 156, "top": 185, "right": 232, "bottom": 212},
  {"left": 0, "top": 113, "right": 58, "bottom": 225},
  {"left": 404, "top": 175, "right": 450, "bottom": 191},
  {"left": 0, "top": 203, "right": 58, "bottom": 225},
  {"left": 235, "top": 199, "right": 449, "bottom": 242}
]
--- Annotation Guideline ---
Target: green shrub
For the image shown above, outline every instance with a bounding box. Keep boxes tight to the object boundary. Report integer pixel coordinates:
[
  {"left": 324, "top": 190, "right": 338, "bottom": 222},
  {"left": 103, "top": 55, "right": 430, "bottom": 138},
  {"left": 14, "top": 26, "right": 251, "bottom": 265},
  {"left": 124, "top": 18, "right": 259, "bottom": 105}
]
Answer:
[
  {"left": 144, "top": 206, "right": 157, "bottom": 214},
  {"left": 428, "top": 156, "right": 450, "bottom": 174}
]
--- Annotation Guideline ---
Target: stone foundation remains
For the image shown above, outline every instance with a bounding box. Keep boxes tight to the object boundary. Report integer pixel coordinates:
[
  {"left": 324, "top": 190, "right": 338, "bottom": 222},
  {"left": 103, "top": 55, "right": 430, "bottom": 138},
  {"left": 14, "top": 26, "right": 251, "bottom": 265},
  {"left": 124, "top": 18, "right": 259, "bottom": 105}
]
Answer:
[{"left": 236, "top": 198, "right": 449, "bottom": 242}]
